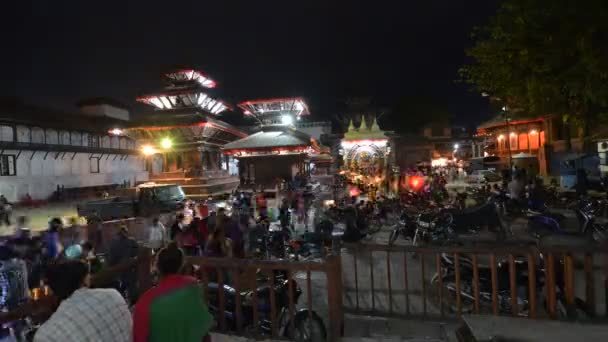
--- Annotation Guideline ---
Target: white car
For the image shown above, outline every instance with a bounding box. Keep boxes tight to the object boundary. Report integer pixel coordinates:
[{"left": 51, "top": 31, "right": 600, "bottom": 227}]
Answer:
[{"left": 467, "top": 170, "right": 502, "bottom": 183}]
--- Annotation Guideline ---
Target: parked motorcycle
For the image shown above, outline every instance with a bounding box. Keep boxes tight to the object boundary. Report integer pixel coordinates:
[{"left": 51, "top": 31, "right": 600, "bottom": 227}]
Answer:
[
  {"left": 432, "top": 253, "right": 592, "bottom": 319},
  {"left": 439, "top": 201, "right": 507, "bottom": 241},
  {"left": 526, "top": 206, "right": 600, "bottom": 243},
  {"left": 206, "top": 271, "right": 327, "bottom": 341},
  {"left": 388, "top": 212, "right": 418, "bottom": 246}
]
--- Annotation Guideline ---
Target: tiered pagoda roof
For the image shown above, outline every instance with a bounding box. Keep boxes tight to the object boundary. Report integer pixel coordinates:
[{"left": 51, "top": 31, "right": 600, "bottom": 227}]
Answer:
[
  {"left": 124, "top": 110, "right": 246, "bottom": 150},
  {"left": 125, "top": 70, "right": 246, "bottom": 150},
  {"left": 136, "top": 69, "right": 229, "bottom": 114},
  {"left": 238, "top": 97, "right": 309, "bottom": 125}
]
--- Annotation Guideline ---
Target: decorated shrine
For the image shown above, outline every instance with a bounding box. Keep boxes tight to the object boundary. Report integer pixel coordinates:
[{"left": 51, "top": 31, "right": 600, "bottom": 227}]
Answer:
[{"left": 340, "top": 116, "right": 390, "bottom": 189}]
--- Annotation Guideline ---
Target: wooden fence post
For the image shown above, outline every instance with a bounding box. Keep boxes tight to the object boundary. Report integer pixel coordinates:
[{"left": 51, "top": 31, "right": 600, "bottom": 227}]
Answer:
[{"left": 326, "top": 254, "right": 344, "bottom": 341}]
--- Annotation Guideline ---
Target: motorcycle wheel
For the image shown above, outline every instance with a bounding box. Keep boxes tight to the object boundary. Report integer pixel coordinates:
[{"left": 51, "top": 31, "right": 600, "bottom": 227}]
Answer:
[
  {"left": 443, "top": 280, "right": 476, "bottom": 314},
  {"left": 290, "top": 311, "right": 327, "bottom": 342}
]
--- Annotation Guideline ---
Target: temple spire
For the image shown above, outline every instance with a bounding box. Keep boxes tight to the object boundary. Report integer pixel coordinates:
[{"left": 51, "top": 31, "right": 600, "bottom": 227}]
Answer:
[
  {"left": 370, "top": 116, "right": 380, "bottom": 131},
  {"left": 347, "top": 119, "right": 356, "bottom": 132}
]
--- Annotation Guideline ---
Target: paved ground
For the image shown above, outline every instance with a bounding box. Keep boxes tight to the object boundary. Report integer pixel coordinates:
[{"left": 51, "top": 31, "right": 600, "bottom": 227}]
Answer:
[
  {"left": 0, "top": 202, "right": 79, "bottom": 236},
  {"left": 341, "top": 315, "right": 454, "bottom": 341}
]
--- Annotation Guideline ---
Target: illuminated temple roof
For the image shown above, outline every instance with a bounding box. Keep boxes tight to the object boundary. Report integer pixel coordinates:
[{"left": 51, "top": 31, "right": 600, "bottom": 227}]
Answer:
[
  {"left": 343, "top": 117, "right": 388, "bottom": 141},
  {"left": 222, "top": 126, "right": 319, "bottom": 156},
  {"left": 136, "top": 69, "right": 230, "bottom": 114},
  {"left": 123, "top": 110, "right": 246, "bottom": 150},
  {"left": 237, "top": 97, "right": 309, "bottom": 126}
]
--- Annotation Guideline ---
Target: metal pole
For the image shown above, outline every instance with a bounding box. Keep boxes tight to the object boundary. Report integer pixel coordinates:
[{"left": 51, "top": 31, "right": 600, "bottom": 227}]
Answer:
[{"left": 504, "top": 110, "right": 513, "bottom": 173}]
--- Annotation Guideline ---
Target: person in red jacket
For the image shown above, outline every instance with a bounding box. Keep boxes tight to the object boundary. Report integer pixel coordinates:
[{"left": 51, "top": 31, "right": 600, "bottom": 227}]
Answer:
[{"left": 133, "top": 243, "right": 212, "bottom": 342}]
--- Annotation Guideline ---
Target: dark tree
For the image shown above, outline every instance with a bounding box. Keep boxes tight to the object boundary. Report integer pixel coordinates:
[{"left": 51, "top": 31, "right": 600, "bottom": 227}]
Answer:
[{"left": 460, "top": 0, "right": 608, "bottom": 149}]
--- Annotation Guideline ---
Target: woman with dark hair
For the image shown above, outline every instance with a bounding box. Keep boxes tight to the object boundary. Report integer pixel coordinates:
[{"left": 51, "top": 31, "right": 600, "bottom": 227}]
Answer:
[
  {"left": 133, "top": 243, "right": 212, "bottom": 342},
  {"left": 34, "top": 260, "right": 132, "bottom": 342}
]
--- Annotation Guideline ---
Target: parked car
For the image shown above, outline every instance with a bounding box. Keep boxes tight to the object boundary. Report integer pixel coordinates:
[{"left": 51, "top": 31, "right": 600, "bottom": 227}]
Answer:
[
  {"left": 77, "top": 183, "right": 186, "bottom": 221},
  {"left": 467, "top": 170, "right": 502, "bottom": 183}
]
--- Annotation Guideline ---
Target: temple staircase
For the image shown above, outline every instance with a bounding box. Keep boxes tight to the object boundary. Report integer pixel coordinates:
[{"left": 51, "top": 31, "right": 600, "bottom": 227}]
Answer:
[{"left": 147, "top": 170, "right": 239, "bottom": 199}]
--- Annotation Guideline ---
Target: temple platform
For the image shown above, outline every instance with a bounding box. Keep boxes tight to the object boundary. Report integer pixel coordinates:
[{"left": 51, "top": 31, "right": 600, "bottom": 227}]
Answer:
[{"left": 147, "top": 170, "right": 239, "bottom": 199}]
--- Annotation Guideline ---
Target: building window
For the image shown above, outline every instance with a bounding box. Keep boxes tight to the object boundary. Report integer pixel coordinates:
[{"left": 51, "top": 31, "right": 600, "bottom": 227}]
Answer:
[
  {"left": 90, "top": 157, "right": 100, "bottom": 173},
  {"left": 529, "top": 131, "right": 539, "bottom": 149},
  {"left": 0, "top": 155, "right": 16, "bottom": 176},
  {"left": 518, "top": 133, "right": 528, "bottom": 150},
  {"left": 88, "top": 135, "right": 100, "bottom": 148}
]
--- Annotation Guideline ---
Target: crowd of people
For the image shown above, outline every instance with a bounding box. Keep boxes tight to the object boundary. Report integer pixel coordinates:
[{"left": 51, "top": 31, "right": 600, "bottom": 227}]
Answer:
[{"left": 0, "top": 188, "right": 311, "bottom": 341}]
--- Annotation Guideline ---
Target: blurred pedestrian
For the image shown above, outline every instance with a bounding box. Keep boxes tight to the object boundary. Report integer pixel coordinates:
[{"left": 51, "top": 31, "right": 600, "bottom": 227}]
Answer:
[
  {"left": 0, "top": 194, "right": 11, "bottom": 226},
  {"left": 43, "top": 218, "right": 63, "bottom": 260},
  {"left": 107, "top": 224, "right": 139, "bottom": 304},
  {"left": 147, "top": 217, "right": 167, "bottom": 251}
]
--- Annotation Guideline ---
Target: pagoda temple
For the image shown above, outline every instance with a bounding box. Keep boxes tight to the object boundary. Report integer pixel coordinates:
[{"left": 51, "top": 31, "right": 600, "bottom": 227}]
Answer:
[
  {"left": 222, "top": 98, "right": 320, "bottom": 188},
  {"left": 123, "top": 69, "right": 247, "bottom": 198}
]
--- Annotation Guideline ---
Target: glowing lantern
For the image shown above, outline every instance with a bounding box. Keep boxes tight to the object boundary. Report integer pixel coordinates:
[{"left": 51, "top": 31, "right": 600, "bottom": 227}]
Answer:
[
  {"left": 410, "top": 176, "right": 424, "bottom": 189},
  {"left": 109, "top": 128, "right": 123, "bottom": 135},
  {"left": 349, "top": 187, "right": 360, "bottom": 197}
]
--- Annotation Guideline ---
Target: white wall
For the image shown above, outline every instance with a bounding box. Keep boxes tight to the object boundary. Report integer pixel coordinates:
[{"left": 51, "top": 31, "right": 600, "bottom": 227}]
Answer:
[
  {"left": 0, "top": 150, "right": 148, "bottom": 201},
  {"left": 294, "top": 122, "right": 331, "bottom": 141}
]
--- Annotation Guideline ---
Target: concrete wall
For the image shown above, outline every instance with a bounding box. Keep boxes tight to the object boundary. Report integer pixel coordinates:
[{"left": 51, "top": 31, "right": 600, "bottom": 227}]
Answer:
[{"left": 0, "top": 150, "right": 148, "bottom": 201}]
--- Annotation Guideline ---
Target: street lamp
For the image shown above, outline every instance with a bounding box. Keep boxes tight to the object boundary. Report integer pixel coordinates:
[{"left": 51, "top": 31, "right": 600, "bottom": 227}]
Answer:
[
  {"left": 142, "top": 145, "right": 157, "bottom": 156},
  {"left": 503, "top": 106, "right": 513, "bottom": 172},
  {"left": 161, "top": 138, "right": 172, "bottom": 149},
  {"left": 281, "top": 115, "right": 294, "bottom": 126}
]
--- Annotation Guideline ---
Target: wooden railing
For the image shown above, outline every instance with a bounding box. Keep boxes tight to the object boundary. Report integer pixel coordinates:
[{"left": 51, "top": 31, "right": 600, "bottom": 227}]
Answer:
[
  {"left": 185, "top": 255, "right": 343, "bottom": 341},
  {"left": 0, "top": 248, "right": 344, "bottom": 341},
  {"left": 342, "top": 242, "right": 608, "bottom": 321}
]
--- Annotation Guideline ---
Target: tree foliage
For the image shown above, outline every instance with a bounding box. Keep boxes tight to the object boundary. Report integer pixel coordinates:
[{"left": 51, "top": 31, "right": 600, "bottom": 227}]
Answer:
[{"left": 460, "top": 0, "right": 608, "bottom": 133}]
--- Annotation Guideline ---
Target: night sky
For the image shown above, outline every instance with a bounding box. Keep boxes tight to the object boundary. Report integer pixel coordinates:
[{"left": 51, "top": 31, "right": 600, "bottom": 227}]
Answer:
[{"left": 1, "top": 0, "right": 498, "bottom": 128}]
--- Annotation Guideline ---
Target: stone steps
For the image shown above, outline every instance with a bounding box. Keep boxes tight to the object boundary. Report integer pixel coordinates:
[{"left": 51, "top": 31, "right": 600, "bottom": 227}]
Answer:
[
  {"left": 149, "top": 175, "right": 238, "bottom": 186},
  {"left": 341, "top": 315, "right": 455, "bottom": 342}
]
